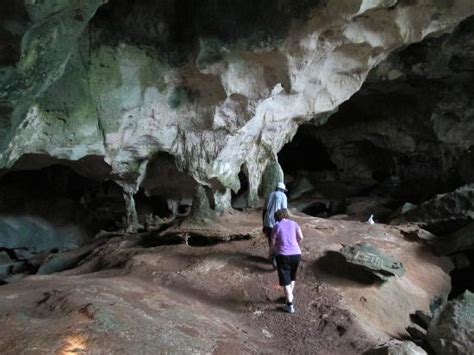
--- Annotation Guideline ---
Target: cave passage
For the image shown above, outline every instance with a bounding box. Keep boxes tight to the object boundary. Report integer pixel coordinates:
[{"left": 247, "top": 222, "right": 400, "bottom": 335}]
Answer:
[
  {"left": 278, "top": 129, "right": 336, "bottom": 175},
  {"left": 139, "top": 151, "right": 196, "bottom": 223},
  {"left": 231, "top": 164, "right": 250, "bottom": 209},
  {"left": 0, "top": 159, "right": 125, "bottom": 235},
  {"left": 449, "top": 250, "right": 474, "bottom": 299}
]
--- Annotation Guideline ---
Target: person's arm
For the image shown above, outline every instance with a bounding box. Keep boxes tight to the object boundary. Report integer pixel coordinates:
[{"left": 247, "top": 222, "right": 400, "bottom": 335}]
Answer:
[
  {"left": 296, "top": 224, "right": 304, "bottom": 244},
  {"left": 282, "top": 193, "right": 288, "bottom": 209}
]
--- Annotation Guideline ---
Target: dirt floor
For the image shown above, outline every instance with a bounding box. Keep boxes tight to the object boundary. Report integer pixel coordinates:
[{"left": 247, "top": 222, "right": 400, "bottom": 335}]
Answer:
[{"left": 0, "top": 209, "right": 452, "bottom": 354}]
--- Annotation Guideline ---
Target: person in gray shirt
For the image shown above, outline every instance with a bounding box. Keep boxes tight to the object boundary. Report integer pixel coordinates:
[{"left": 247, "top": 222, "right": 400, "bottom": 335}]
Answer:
[{"left": 262, "top": 182, "right": 288, "bottom": 264}]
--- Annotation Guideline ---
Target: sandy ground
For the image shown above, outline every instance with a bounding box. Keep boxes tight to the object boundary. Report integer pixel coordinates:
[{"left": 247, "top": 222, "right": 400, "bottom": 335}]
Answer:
[{"left": 0, "top": 210, "right": 451, "bottom": 354}]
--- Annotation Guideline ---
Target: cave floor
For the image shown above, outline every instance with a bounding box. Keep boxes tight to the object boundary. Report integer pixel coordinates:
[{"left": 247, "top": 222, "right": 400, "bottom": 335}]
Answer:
[{"left": 0, "top": 210, "right": 450, "bottom": 354}]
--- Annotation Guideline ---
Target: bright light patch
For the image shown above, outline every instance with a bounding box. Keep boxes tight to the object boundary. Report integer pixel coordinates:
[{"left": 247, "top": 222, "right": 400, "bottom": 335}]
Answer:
[{"left": 60, "top": 334, "right": 87, "bottom": 354}]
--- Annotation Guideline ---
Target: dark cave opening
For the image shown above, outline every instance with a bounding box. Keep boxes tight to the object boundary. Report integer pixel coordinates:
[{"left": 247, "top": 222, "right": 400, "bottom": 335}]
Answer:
[
  {"left": 139, "top": 151, "right": 196, "bottom": 222},
  {"left": 187, "top": 233, "right": 252, "bottom": 247},
  {"left": 138, "top": 232, "right": 252, "bottom": 248},
  {"left": 277, "top": 46, "right": 473, "bottom": 220},
  {"left": 138, "top": 232, "right": 184, "bottom": 248},
  {"left": 278, "top": 128, "right": 337, "bottom": 175},
  {"left": 449, "top": 250, "right": 474, "bottom": 299},
  {"left": 0, "top": 0, "right": 28, "bottom": 66},
  {"left": 231, "top": 164, "right": 250, "bottom": 209},
  {"left": 134, "top": 189, "right": 173, "bottom": 222},
  {"left": 301, "top": 201, "right": 329, "bottom": 218},
  {"left": 187, "top": 235, "right": 221, "bottom": 247},
  {"left": 0, "top": 162, "right": 126, "bottom": 235}
]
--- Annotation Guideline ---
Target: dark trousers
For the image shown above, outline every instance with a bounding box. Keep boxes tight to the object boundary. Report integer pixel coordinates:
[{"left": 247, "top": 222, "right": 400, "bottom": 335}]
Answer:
[{"left": 263, "top": 226, "right": 272, "bottom": 247}]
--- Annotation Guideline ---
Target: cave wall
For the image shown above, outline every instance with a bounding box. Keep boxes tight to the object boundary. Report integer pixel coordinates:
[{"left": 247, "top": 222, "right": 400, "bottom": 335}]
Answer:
[
  {"left": 1, "top": 1, "right": 474, "bottom": 228},
  {"left": 281, "top": 15, "right": 474, "bottom": 206}
]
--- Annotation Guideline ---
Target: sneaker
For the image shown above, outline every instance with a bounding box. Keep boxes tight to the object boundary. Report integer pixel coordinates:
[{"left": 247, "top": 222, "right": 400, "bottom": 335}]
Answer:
[{"left": 286, "top": 304, "right": 295, "bottom": 314}]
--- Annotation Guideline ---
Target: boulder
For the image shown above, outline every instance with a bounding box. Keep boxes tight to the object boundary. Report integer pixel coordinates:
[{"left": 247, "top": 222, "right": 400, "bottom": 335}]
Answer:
[
  {"left": 345, "top": 197, "right": 395, "bottom": 222},
  {"left": 0, "top": 217, "right": 86, "bottom": 253},
  {"left": 427, "top": 291, "right": 474, "bottom": 355},
  {"left": 435, "top": 222, "right": 474, "bottom": 256},
  {"left": 0, "top": 251, "right": 13, "bottom": 278},
  {"left": 391, "top": 184, "right": 474, "bottom": 235},
  {"left": 390, "top": 203, "right": 418, "bottom": 220},
  {"left": 339, "top": 243, "right": 405, "bottom": 280},
  {"left": 398, "top": 226, "right": 437, "bottom": 242},
  {"left": 12, "top": 248, "right": 34, "bottom": 261},
  {"left": 288, "top": 175, "right": 314, "bottom": 200}
]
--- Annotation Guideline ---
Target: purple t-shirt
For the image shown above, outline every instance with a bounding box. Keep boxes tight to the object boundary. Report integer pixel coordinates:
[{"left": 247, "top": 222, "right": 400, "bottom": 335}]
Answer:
[{"left": 271, "top": 219, "right": 303, "bottom": 256}]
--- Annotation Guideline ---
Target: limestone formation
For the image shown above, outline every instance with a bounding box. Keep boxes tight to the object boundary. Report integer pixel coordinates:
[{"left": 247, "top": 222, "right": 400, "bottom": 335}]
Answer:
[
  {"left": 2, "top": 1, "right": 474, "bottom": 229},
  {"left": 282, "top": 15, "right": 474, "bottom": 214},
  {"left": 392, "top": 184, "right": 474, "bottom": 235},
  {"left": 427, "top": 291, "right": 474, "bottom": 355},
  {"left": 0, "top": 216, "right": 86, "bottom": 253},
  {"left": 435, "top": 222, "right": 474, "bottom": 256}
]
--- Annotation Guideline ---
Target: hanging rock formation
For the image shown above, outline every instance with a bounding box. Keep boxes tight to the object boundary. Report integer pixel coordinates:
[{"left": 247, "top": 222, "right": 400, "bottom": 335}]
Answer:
[
  {"left": 2, "top": 1, "right": 474, "bottom": 229},
  {"left": 278, "top": 14, "right": 474, "bottom": 225}
]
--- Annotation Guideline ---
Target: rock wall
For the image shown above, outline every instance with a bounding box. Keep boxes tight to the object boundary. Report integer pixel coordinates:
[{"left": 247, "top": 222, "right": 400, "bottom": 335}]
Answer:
[
  {"left": 1, "top": 0, "right": 474, "bottom": 228},
  {"left": 280, "top": 15, "right": 474, "bottom": 206}
]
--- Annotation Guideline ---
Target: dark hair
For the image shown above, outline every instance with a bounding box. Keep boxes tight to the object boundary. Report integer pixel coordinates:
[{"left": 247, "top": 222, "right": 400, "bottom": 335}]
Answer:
[{"left": 275, "top": 209, "right": 289, "bottom": 221}]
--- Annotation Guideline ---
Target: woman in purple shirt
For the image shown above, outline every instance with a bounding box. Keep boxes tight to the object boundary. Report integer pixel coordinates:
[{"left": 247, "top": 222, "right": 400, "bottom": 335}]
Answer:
[{"left": 270, "top": 209, "right": 304, "bottom": 314}]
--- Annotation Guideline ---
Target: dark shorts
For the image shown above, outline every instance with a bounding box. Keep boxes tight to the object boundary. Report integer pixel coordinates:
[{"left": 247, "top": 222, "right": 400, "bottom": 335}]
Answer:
[{"left": 276, "top": 254, "right": 301, "bottom": 286}]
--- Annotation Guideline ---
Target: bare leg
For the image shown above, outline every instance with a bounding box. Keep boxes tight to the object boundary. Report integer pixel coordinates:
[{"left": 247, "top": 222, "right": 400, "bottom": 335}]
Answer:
[{"left": 284, "top": 284, "right": 294, "bottom": 304}]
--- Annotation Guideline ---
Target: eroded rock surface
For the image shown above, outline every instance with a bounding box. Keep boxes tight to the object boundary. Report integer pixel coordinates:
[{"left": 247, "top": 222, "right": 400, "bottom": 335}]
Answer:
[
  {"left": 0, "top": 211, "right": 453, "bottom": 353},
  {"left": 427, "top": 291, "right": 474, "bottom": 355},
  {"left": 279, "top": 15, "right": 474, "bottom": 223},
  {"left": 1, "top": 1, "right": 474, "bottom": 228},
  {"left": 392, "top": 184, "right": 474, "bottom": 235}
]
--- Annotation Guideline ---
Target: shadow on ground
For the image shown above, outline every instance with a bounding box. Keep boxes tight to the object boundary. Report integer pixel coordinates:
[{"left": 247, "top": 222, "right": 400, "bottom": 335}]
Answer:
[{"left": 314, "top": 251, "right": 384, "bottom": 286}]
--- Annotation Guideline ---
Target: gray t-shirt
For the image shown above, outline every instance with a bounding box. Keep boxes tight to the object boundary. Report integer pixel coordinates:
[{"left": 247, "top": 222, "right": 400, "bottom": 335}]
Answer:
[{"left": 263, "top": 190, "right": 288, "bottom": 228}]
